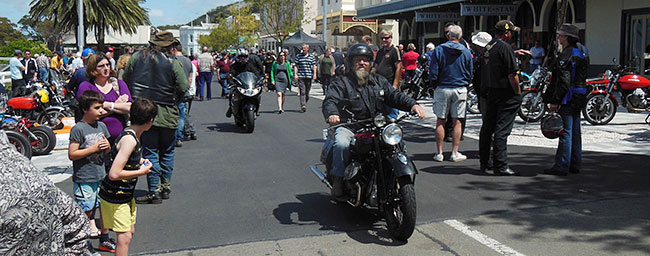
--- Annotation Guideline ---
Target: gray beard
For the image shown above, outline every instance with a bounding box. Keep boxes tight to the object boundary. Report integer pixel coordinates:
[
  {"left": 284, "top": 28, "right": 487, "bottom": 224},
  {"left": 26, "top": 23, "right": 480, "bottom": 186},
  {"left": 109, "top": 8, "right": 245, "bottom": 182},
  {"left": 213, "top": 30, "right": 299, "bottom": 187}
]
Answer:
[{"left": 354, "top": 69, "right": 370, "bottom": 86}]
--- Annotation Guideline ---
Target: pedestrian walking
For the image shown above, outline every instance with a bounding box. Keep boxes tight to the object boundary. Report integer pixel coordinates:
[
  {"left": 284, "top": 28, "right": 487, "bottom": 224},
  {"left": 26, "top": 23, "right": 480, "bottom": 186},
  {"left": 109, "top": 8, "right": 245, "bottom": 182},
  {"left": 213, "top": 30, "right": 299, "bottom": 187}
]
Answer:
[
  {"left": 402, "top": 43, "right": 420, "bottom": 82},
  {"left": 318, "top": 48, "right": 335, "bottom": 93},
  {"left": 373, "top": 29, "right": 402, "bottom": 119},
  {"left": 270, "top": 52, "right": 294, "bottom": 113},
  {"left": 172, "top": 43, "right": 194, "bottom": 147},
  {"left": 263, "top": 51, "right": 276, "bottom": 90},
  {"left": 117, "top": 54, "right": 131, "bottom": 81},
  {"left": 122, "top": 31, "right": 188, "bottom": 204},
  {"left": 216, "top": 51, "right": 232, "bottom": 97},
  {"left": 197, "top": 46, "right": 213, "bottom": 101},
  {"left": 77, "top": 52, "right": 133, "bottom": 145},
  {"left": 68, "top": 90, "right": 117, "bottom": 253},
  {"left": 530, "top": 40, "right": 545, "bottom": 72},
  {"left": 99, "top": 97, "right": 157, "bottom": 256},
  {"left": 36, "top": 51, "right": 50, "bottom": 82},
  {"left": 541, "top": 24, "right": 589, "bottom": 176},
  {"left": 9, "top": 50, "right": 25, "bottom": 97},
  {"left": 293, "top": 44, "right": 317, "bottom": 112},
  {"left": 478, "top": 20, "right": 522, "bottom": 176},
  {"left": 430, "top": 25, "right": 473, "bottom": 162}
]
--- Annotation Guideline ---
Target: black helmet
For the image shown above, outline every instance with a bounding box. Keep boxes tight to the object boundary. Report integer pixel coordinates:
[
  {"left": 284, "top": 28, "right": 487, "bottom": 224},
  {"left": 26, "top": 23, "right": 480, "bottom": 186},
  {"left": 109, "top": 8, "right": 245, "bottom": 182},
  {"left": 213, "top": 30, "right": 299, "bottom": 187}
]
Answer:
[
  {"left": 345, "top": 43, "right": 374, "bottom": 70},
  {"left": 540, "top": 113, "right": 564, "bottom": 139},
  {"left": 417, "top": 54, "right": 429, "bottom": 65}
]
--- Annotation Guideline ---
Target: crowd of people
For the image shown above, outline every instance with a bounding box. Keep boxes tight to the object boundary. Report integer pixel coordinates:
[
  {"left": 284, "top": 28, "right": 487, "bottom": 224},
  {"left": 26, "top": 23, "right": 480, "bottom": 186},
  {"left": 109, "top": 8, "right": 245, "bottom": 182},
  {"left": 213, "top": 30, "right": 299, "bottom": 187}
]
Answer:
[{"left": 1, "top": 18, "right": 589, "bottom": 254}]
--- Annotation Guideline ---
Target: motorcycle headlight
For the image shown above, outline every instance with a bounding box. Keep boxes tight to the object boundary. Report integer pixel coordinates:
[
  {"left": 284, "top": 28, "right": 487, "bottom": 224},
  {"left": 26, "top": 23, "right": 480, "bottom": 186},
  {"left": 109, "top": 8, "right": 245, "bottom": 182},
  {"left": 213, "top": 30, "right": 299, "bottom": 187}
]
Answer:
[
  {"left": 381, "top": 124, "right": 402, "bottom": 145},
  {"left": 239, "top": 87, "right": 261, "bottom": 97},
  {"left": 373, "top": 115, "right": 386, "bottom": 127},
  {"left": 604, "top": 70, "right": 612, "bottom": 80}
]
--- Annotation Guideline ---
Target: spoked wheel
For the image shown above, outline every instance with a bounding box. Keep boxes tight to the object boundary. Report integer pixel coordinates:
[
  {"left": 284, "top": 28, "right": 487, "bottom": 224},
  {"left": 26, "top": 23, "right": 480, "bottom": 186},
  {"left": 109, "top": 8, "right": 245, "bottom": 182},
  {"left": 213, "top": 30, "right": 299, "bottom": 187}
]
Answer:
[
  {"left": 582, "top": 94, "right": 617, "bottom": 125},
  {"left": 29, "top": 126, "right": 56, "bottom": 155},
  {"left": 517, "top": 91, "right": 546, "bottom": 122},
  {"left": 384, "top": 176, "right": 416, "bottom": 241},
  {"left": 466, "top": 86, "right": 480, "bottom": 114},
  {"left": 37, "top": 109, "right": 71, "bottom": 130},
  {"left": 5, "top": 130, "right": 32, "bottom": 159},
  {"left": 244, "top": 109, "right": 255, "bottom": 133}
]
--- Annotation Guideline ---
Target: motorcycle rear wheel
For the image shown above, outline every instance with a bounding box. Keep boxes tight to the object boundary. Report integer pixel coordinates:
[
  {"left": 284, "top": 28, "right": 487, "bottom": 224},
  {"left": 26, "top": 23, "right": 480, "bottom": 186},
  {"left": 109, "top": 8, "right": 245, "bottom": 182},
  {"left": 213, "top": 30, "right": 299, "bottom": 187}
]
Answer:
[
  {"left": 517, "top": 91, "right": 546, "bottom": 122},
  {"left": 384, "top": 176, "right": 416, "bottom": 241},
  {"left": 582, "top": 94, "right": 616, "bottom": 125},
  {"left": 5, "top": 130, "right": 32, "bottom": 159},
  {"left": 29, "top": 126, "right": 56, "bottom": 155},
  {"left": 37, "top": 109, "right": 71, "bottom": 130},
  {"left": 245, "top": 109, "right": 255, "bottom": 133},
  {"left": 466, "top": 86, "right": 480, "bottom": 114}
]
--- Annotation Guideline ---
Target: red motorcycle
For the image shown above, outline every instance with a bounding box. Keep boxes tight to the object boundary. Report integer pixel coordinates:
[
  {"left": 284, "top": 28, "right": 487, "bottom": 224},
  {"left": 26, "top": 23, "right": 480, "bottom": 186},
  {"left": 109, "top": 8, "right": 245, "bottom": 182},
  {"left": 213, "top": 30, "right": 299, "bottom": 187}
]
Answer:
[
  {"left": 1, "top": 114, "right": 56, "bottom": 156},
  {"left": 583, "top": 60, "right": 650, "bottom": 125},
  {"left": 5, "top": 83, "right": 72, "bottom": 130}
]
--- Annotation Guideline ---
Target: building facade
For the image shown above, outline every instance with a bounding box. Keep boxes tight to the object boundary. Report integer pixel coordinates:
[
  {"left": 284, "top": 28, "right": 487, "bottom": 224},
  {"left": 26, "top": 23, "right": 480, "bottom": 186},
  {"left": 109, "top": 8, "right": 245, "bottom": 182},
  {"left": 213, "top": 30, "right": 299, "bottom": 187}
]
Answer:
[
  {"left": 357, "top": 0, "right": 650, "bottom": 75},
  {"left": 179, "top": 23, "right": 218, "bottom": 56}
]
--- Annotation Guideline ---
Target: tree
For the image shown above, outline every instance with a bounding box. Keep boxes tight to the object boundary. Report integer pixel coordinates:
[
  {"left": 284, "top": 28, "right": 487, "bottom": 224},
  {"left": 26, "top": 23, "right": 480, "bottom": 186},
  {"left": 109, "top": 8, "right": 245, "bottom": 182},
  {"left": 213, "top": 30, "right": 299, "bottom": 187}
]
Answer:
[
  {"left": 0, "top": 17, "right": 25, "bottom": 45},
  {"left": 28, "top": 0, "right": 150, "bottom": 51},
  {"left": 198, "top": 6, "right": 259, "bottom": 51},
  {"left": 245, "top": 0, "right": 309, "bottom": 46},
  {"left": 0, "top": 39, "right": 51, "bottom": 57},
  {"left": 18, "top": 16, "right": 61, "bottom": 50}
]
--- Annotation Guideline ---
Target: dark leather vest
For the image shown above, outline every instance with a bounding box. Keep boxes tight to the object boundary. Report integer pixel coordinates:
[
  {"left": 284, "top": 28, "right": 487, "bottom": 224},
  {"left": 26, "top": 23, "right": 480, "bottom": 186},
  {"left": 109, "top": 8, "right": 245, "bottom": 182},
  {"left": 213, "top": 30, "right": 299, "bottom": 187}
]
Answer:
[{"left": 128, "top": 50, "right": 178, "bottom": 106}]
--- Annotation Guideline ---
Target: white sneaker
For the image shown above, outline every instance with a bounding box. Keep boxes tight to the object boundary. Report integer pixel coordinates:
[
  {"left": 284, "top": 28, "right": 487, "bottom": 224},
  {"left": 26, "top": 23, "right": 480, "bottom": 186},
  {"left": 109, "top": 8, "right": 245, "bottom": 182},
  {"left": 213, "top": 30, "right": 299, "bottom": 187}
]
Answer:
[
  {"left": 433, "top": 153, "right": 444, "bottom": 162},
  {"left": 450, "top": 152, "right": 467, "bottom": 162}
]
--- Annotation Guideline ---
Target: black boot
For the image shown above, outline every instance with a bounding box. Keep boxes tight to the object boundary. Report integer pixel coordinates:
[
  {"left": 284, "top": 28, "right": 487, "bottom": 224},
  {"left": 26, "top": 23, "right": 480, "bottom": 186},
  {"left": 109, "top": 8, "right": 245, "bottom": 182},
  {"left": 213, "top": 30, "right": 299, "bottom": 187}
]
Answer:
[
  {"left": 135, "top": 192, "right": 162, "bottom": 204},
  {"left": 226, "top": 107, "right": 232, "bottom": 118},
  {"left": 330, "top": 176, "right": 344, "bottom": 198}
]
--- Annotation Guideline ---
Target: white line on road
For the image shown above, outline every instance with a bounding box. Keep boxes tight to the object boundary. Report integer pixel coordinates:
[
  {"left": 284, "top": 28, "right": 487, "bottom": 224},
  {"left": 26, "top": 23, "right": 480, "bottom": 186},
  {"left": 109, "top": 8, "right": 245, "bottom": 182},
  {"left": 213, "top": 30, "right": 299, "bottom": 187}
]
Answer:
[{"left": 444, "top": 219, "right": 526, "bottom": 256}]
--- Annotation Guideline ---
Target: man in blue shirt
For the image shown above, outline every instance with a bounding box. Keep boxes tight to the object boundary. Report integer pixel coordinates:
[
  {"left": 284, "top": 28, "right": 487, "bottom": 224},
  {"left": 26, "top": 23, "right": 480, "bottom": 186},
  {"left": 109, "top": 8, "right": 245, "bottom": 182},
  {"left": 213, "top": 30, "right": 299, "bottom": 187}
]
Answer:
[
  {"left": 9, "top": 50, "right": 26, "bottom": 97},
  {"left": 429, "top": 25, "right": 473, "bottom": 162}
]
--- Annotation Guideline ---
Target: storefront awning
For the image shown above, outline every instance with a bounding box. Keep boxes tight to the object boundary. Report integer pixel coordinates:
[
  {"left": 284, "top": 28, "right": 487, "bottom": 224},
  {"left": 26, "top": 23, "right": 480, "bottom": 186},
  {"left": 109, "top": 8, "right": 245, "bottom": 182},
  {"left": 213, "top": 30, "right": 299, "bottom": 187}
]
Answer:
[{"left": 357, "top": 0, "right": 463, "bottom": 19}]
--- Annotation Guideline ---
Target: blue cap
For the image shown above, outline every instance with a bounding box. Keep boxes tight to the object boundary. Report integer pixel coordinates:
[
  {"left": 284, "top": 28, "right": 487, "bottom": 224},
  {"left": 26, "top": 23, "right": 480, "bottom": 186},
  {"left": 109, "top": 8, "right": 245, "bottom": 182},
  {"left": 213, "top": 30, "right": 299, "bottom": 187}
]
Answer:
[{"left": 82, "top": 48, "right": 95, "bottom": 57}]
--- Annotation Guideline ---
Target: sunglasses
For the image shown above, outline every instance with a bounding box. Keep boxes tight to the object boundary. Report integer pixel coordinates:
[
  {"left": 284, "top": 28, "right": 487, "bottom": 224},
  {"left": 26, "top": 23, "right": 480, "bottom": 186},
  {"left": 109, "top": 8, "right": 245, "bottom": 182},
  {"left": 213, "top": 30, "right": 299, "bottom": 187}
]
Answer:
[
  {"left": 381, "top": 36, "right": 391, "bottom": 40},
  {"left": 97, "top": 63, "right": 110, "bottom": 69}
]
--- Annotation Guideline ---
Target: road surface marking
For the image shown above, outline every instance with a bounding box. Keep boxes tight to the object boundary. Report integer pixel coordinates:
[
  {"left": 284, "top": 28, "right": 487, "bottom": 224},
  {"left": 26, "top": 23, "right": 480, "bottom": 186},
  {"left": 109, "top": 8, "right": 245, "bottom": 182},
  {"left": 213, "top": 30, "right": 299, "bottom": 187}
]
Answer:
[{"left": 444, "top": 219, "right": 525, "bottom": 256}]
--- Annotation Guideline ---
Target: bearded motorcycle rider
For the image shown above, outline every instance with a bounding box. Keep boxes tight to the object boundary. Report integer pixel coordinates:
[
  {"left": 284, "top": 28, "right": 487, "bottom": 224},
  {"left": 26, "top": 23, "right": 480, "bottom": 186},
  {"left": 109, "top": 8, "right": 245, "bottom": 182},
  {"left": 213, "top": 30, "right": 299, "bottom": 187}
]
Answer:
[{"left": 322, "top": 44, "right": 426, "bottom": 198}]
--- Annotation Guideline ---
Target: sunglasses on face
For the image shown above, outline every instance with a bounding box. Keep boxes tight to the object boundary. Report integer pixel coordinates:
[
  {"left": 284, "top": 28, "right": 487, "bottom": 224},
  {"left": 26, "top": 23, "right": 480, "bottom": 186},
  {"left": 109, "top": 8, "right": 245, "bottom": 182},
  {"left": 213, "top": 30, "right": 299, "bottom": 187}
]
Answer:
[{"left": 381, "top": 36, "right": 391, "bottom": 40}]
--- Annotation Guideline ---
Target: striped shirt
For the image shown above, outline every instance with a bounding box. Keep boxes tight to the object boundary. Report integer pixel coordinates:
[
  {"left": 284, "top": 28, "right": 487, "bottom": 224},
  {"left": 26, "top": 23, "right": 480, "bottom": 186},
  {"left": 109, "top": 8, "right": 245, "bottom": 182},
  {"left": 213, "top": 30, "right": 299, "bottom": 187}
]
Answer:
[{"left": 294, "top": 53, "right": 317, "bottom": 78}]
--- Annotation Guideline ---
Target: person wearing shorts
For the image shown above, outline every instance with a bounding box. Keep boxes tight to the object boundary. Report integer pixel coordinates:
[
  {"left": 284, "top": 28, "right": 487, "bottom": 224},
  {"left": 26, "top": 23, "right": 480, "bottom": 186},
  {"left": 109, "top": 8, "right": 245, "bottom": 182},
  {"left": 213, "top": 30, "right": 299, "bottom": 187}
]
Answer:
[{"left": 429, "top": 25, "right": 473, "bottom": 162}]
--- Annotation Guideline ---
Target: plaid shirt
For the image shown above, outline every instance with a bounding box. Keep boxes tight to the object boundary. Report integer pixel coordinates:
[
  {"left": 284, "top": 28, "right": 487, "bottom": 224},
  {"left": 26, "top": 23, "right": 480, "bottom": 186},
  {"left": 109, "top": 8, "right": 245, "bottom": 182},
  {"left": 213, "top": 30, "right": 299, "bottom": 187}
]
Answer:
[{"left": 294, "top": 53, "right": 316, "bottom": 78}]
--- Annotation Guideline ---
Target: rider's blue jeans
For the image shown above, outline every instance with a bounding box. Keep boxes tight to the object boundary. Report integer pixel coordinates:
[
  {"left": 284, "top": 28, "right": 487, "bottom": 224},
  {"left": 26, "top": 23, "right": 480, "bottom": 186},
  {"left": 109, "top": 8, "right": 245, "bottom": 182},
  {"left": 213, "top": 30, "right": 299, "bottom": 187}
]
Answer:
[
  {"left": 331, "top": 127, "right": 354, "bottom": 178},
  {"left": 552, "top": 105, "right": 582, "bottom": 172}
]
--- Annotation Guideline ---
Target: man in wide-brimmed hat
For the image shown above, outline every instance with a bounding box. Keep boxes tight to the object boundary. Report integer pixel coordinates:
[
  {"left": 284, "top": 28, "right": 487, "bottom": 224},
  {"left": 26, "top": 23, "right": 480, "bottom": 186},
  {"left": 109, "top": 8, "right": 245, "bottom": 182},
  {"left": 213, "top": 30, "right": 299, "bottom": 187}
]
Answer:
[
  {"left": 541, "top": 23, "right": 589, "bottom": 176},
  {"left": 122, "top": 31, "right": 188, "bottom": 204}
]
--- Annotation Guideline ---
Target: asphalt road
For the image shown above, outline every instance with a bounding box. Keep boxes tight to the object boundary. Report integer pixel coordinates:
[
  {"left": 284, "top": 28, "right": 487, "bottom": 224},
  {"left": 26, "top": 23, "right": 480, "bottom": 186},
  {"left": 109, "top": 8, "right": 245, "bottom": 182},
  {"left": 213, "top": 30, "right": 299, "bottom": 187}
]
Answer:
[{"left": 53, "top": 81, "right": 650, "bottom": 255}]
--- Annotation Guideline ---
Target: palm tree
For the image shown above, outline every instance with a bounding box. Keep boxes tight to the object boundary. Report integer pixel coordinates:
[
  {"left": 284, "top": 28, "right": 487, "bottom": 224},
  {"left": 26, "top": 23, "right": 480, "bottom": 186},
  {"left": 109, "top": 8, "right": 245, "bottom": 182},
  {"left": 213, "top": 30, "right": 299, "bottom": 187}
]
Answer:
[{"left": 29, "top": 0, "right": 150, "bottom": 51}]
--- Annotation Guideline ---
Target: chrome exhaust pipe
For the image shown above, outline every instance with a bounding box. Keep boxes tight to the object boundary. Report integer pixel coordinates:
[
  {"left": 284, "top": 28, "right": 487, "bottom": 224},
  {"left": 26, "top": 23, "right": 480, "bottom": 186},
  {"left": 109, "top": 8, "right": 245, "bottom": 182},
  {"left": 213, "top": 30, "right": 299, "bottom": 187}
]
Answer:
[{"left": 309, "top": 165, "right": 332, "bottom": 189}]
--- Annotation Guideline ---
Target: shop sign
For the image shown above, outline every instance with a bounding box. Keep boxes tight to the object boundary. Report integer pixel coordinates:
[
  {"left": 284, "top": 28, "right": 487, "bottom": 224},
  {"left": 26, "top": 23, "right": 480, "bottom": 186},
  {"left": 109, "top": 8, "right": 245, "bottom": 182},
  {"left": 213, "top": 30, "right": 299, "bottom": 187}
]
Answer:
[
  {"left": 460, "top": 4, "right": 516, "bottom": 16},
  {"left": 415, "top": 12, "right": 460, "bottom": 22}
]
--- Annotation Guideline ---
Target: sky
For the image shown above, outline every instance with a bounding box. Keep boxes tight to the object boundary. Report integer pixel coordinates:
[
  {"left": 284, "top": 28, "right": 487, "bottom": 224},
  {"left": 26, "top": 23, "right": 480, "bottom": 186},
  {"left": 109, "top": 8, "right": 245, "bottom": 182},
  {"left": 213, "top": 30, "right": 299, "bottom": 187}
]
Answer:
[{"left": 0, "top": 0, "right": 238, "bottom": 27}]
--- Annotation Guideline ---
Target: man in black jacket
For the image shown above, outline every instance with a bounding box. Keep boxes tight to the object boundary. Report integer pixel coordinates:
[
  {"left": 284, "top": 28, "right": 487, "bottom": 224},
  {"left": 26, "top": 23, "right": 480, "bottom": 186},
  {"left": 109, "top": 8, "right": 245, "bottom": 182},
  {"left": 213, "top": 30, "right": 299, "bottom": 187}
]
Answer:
[{"left": 322, "top": 44, "right": 425, "bottom": 198}]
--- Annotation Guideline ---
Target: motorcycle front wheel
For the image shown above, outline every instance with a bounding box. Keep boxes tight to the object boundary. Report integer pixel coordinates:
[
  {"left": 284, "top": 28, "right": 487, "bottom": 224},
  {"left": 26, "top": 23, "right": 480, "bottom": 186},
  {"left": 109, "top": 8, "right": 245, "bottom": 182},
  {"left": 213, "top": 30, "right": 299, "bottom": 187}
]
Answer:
[
  {"left": 5, "top": 130, "right": 32, "bottom": 159},
  {"left": 37, "top": 109, "right": 71, "bottom": 130},
  {"left": 582, "top": 94, "right": 617, "bottom": 125},
  {"left": 384, "top": 176, "right": 416, "bottom": 241},
  {"left": 29, "top": 126, "right": 56, "bottom": 155},
  {"left": 245, "top": 109, "right": 255, "bottom": 133},
  {"left": 517, "top": 91, "right": 546, "bottom": 122},
  {"left": 466, "top": 86, "right": 480, "bottom": 114}
]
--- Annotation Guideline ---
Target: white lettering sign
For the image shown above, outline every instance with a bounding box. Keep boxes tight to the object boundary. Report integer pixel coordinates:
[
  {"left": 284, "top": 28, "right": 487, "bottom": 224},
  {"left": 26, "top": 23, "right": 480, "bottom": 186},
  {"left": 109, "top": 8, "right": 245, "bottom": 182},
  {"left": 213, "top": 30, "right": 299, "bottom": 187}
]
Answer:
[
  {"left": 460, "top": 4, "right": 517, "bottom": 16},
  {"left": 415, "top": 12, "right": 461, "bottom": 22}
]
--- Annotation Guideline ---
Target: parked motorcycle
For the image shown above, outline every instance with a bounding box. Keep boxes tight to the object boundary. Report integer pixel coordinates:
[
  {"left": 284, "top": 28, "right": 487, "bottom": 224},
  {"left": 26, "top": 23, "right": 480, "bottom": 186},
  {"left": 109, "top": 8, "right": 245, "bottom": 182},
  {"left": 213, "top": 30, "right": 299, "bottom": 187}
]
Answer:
[
  {"left": 582, "top": 59, "right": 650, "bottom": 125},
  {"left": 1, "top": 114, "right": 56, "bottom": 155},
  {"left": 5, "top": 82, "right": 73, "bottom": 130},
  {"left": 400, "top": 55, "right": 432, "bottom": 100},
  {"left": 227, "top": 72, "right": 263, "bottom": 133},
  {"left": 310, "top": 111, "right": 418, "bottom": 241},
  {"left": 517, "top": 67, "right": 552, "bottom": 122},
  {"left": 3, "top": 129, "right": 32, "bottom": 159}
]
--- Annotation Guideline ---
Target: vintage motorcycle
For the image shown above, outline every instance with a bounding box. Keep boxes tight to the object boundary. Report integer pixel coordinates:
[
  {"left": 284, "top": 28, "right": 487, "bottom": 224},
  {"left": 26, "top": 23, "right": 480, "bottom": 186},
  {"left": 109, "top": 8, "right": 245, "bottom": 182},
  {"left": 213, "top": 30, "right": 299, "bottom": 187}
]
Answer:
[
  {"left": 227, "top": 72, "right": 263, "bottom": 133},
  {"left": 310, "top": 111, "right": 417, "bottom": 241},
  {"left": 6, "top": 83, "right": 73, "bottom": 130},
  {"left": 518, "top": 67, "right": 552, "bottom": 122},
  {"left": 1, "top": 114, "right": 56, "bottom": 155},
  {"left": 582, "top": 59, "right": 650, "bottom": 125},
  {"left": 400, "top": 55, "right": 432, "bottom": 100},
  {"left": 2, "top": 129, "right": 32, "bottom": 159}
]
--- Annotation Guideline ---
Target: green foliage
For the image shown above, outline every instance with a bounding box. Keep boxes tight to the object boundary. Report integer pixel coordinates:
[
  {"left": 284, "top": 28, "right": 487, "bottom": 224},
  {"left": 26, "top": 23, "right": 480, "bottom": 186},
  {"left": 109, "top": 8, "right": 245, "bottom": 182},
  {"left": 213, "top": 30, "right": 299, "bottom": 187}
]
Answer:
[
  {"left": 245, "top": 0, "right": 307, "bottom": 45},
  {"left": 157, "top": 24, "right": 181, "bottom": 30},
  {"left": 0, "top": 39, "right": 51, "bottom": 57},
  {"left": 18, "top": 16, "right": 60, "bottom": 50},
  {"left": 0, "top": 17, "right": 25, "bottom": 44},
  {"left": 198, "top": 7, "right": 259, "bottom": 51}
]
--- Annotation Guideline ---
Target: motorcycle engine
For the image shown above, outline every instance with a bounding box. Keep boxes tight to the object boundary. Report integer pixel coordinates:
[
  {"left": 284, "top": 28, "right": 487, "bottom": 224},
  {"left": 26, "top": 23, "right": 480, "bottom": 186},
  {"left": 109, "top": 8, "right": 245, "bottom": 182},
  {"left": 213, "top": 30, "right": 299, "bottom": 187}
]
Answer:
[{"left": 627, "top": 88, "right": 649, "bottom": 110}]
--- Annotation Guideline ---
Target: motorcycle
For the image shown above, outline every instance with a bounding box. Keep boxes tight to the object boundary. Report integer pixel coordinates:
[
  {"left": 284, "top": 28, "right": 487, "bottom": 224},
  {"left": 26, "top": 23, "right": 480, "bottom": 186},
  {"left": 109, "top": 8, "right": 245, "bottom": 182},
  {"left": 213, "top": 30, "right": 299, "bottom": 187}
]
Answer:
[
  {"left": 517, "top": 67, "right": 552, "bottom": 122},
  {"left": 227, "top": 72, "right": 263, "bottom": 133},
  {"left": 1, "top": 114, "right": 56, "bottom": 155},
  {"left": 466, "top": 84, "right": 480, "bottom": 114},
  {"left": 5, "top": 81, "right": 73, "bottom": 130},
  {"left": 309, "top": 111, "right": 418, "bottom": 241},
  {"left": 582, "top": 59, "right": 650, "bottom": 125},
  {"left": 400, "top": 57, "right": 432, "bottom": 100},
  {"left": 2, "top": 129, "right": 32, "bottom": 159}
]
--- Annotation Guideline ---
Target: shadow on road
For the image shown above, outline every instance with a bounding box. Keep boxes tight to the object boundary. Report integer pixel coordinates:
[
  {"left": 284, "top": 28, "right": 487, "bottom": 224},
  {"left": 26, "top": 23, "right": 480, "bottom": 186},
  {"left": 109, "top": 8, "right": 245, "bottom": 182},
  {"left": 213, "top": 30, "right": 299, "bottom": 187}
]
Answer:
[
  {"left": 204, "top": 122, "right": 245, "bottom": 133},
  {"left": 457, "top": 150, "right": 650, "bottom": 255},
  {"left": 273, "top": 193, "right": 406, "bottom": 246}
]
